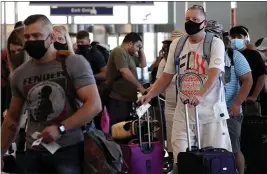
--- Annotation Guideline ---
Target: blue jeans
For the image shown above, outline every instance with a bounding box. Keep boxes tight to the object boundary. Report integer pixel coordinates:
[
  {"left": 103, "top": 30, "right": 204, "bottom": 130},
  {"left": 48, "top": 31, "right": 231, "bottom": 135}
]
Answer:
[{"left": 24, "top": 143, "right": 83, "bottom": 174}]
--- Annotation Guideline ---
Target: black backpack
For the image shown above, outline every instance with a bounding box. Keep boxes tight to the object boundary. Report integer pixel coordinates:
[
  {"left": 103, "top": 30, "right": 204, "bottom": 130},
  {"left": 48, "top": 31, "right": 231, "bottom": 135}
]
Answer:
[
  {"left": 96, "top": 44, "right": 110, "bottom": 63},
  {"left": 91, "top": 41, "right": 110, "bottom": 63},
  {"left": 56, "top": 50, "right": 123, "bottom": 174}
]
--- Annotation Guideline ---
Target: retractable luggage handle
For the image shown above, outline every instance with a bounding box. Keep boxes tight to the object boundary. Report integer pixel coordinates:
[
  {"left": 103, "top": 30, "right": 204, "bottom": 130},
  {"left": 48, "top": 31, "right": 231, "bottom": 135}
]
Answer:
[
  {"left": 147, "top": 110, "right": 152, "bottom": 148},
  {"left": 138, "top": 106, "right": 152, "bottom": 148},
  {"left": 157, "top": 96, "right": 166, "bottom": 147},
  {"left": 184, "top": 101, "right": 201, "bottom": 151}
]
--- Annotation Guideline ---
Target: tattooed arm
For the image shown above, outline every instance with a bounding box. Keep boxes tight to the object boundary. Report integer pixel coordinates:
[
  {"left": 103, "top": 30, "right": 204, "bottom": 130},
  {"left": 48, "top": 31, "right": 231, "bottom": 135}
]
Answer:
[{"left": 1, "top": 96, "right": 24, "bottom": 159}]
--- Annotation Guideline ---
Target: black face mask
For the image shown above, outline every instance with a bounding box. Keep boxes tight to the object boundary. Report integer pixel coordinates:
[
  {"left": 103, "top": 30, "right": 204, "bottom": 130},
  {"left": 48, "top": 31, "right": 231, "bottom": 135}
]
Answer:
[
  {"left": 77, "top": 45, "right": 89, "bottom": 57},
  {"left": 185, "top": 20, "right": 205, "bottom": 35},
  {"left": 10, "top": 51, "right": 25, "bottom": 69},
  {"left": 54, "top": 42, "right": 68, "bottom": 51},
  {"left": 24, "top": 36, "right": 50, "bottom": 60}
]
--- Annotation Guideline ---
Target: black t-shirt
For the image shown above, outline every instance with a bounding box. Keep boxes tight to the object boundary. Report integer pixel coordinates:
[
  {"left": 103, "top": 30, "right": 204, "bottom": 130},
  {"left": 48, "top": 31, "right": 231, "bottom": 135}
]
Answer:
[
  {"left": 76, "top": 46, "right": 106, "bottom": 85},
  {"left": 240, "top": 49, "right": 267, "bottom": 96}
]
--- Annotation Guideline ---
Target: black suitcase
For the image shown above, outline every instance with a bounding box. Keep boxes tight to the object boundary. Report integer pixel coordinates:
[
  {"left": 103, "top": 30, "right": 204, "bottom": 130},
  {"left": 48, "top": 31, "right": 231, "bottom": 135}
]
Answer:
[
  {"left": 177, "top": 103, "right": 237, "bottom": 174},
  {"left": 240, "top": 116, "right": 267, "bottom": 174}
]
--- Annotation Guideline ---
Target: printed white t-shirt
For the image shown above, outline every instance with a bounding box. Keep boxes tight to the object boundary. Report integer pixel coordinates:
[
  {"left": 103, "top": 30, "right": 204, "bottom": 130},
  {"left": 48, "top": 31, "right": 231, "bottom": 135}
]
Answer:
[{"left": 163, "top": 33, "right": 229, "bottom": 124}]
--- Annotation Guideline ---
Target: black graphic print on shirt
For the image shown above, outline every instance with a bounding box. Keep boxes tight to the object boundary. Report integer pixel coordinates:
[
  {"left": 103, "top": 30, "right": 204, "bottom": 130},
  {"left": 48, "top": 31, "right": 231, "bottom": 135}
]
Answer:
[
  {"left": 35, "top": 85, "right": 54, "bottom": 122},
  {"left": 23, "top": 71, "right": 67, "bottom": 124}
]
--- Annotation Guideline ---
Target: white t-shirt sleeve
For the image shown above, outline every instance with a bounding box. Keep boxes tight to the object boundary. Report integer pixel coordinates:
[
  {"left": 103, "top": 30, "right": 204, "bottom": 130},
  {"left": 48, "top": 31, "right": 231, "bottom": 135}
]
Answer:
[
  {"left": 209, "top": 37, "right": 225, "bottom": 72},
  {"left": 163, "top": 38, "right": 180, "bottom": 74},
  {"left": 156, "top": 59, "right": 166, "bottom": 79}
]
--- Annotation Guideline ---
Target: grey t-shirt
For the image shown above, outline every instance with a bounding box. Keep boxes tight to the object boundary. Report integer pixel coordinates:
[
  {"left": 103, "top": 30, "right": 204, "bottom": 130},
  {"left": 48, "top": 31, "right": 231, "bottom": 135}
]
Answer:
[{"left": 11, "top": 54, "right": 95, "bottom": 151}]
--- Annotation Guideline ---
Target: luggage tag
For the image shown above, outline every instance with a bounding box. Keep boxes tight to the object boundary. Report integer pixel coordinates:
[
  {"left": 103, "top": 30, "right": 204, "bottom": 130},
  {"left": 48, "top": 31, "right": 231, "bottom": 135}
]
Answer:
[
  {"left": 31, "top": 132, "right": 42, "bottom": 147},
  {"left": 31, "top": 132, "right": 61, "bottom": 154},
  {"left": 136, "top": 103, "right": 151, "bottom": 118},
  {"left": 32, "top": 137, "right": 43, "bottom": 147}
]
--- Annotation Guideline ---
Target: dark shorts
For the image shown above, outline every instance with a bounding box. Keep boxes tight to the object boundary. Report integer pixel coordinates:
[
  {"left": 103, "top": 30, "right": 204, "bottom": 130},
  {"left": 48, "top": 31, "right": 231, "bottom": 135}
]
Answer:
[
  {"left": 24, "top": 143, "right": 83, "bottom": 174},
  {"left": 227, "top": 114, "right": 243, "bottom": 153}
]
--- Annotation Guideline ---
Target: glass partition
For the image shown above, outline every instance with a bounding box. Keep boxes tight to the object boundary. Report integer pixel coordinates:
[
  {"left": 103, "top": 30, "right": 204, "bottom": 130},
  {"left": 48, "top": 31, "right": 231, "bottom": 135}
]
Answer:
[
  {"left": 119, "top": 35, "right": 126, "bottom": 45},
  {"left": 108, "top": 35, "right": 118, "bottom": 50},
  {"left": 143, "top": 32, "right": 155, "bottom": 66},
  {"left": 130, "top": 2, "right": 168, "bottom": 24},
  {"left": 1, "top": 2, "right": 15, "bottom": 24},
  {"left": 157, "top": 32, "right": 170, "bottom": 55},
  {"left": 17, "top": 2, "right": 67, "bottom": 24},
  {"left": 74, "top": 6, "right": 128, "bottom": 24}
]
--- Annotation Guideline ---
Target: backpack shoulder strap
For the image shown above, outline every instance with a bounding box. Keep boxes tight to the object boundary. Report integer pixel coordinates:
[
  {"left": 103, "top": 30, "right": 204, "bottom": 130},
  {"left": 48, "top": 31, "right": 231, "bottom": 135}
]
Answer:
[
  {"left": 227, "top": 48, "right": 234, "bottom": 66},
  {"left": 174, "top": 35, "right": 187, "bottom": 102},
  {"left": 203, "top": 32, "right": 214, "bottom": 65},
  {"left": 57, "top": 50, "right": 71, "bottom": 81},
  {"left": 56, "top": 50, "right": 79, "bottom": 110},
  {"left": 174, "top": 35, "right": 188, "bottom": 66},
  {"left": 56, "top": 50, "right": 94, "bottom": 130}
]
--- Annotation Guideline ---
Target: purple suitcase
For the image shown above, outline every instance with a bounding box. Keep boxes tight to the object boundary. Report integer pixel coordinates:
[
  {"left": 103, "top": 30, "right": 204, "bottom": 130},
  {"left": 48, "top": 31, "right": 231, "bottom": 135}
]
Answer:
[
  {"left": 177, "top": 103, "right": 237, "bottom": 174},
  {"left": 120, "top": 106, "right": 163, "bottom": 174}
]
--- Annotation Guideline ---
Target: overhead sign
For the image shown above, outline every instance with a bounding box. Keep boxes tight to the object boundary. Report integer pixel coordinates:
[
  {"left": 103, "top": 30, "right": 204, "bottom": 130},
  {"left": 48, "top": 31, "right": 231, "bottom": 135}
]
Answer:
[
  {"left": 30, "top": 1, "right": 154, "bottom": 7},
  {"left": 50, "top": 7, "right": 113, "bottom": 16}
]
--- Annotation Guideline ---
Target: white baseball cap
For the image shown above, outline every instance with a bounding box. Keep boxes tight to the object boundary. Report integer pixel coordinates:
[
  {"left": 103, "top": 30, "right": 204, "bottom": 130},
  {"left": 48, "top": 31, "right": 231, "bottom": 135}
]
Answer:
[{"left": 256, "top": 37, "right": 267, "bottom": 51}]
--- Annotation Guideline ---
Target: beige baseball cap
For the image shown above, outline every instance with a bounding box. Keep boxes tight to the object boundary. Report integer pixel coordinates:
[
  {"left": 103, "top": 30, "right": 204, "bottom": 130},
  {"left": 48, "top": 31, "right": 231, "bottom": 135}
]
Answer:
[{"left": 163, "top": 29, "right": 185, "bottom": 43}]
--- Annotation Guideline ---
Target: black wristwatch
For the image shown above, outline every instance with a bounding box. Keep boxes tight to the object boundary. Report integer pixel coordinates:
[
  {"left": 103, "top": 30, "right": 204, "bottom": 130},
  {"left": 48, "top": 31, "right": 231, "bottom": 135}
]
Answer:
[{"left": 57, "top": 123, "right": 66, "bottom": 135}]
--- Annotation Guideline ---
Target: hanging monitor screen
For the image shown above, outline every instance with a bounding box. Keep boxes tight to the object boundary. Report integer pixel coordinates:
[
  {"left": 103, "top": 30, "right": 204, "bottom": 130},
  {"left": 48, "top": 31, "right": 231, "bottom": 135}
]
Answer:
[
  {"left": 50, "top": 7, "right": 113, "bottom": 16},
  {"left": 30, "top": 1, "right": 154, "bottom": 7}
]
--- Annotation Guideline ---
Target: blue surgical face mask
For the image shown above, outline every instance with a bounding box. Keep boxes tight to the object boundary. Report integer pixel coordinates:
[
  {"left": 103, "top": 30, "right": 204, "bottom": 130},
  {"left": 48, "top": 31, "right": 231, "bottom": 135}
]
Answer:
[{"left": 231, "top": 39, "right": 245, "bottom": 50}]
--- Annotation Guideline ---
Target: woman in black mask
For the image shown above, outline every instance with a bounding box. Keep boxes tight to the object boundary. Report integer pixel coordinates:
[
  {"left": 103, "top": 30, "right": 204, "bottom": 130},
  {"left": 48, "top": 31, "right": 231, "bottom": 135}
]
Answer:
[
  {"left": 2, "top": 26, "right": 28, "bottom": 173},
  {"left": 53, "top": 25, "right": 74, "bottom": 54},
  {"left": 4, "top": 27, "right": 26, "bottom": 117}
]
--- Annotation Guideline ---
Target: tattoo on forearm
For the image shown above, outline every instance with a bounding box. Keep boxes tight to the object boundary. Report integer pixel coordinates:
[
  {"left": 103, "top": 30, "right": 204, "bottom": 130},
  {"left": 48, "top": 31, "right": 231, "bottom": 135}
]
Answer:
[{"left": 8, "top": 124, "right": 17, "bottom": 133}]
